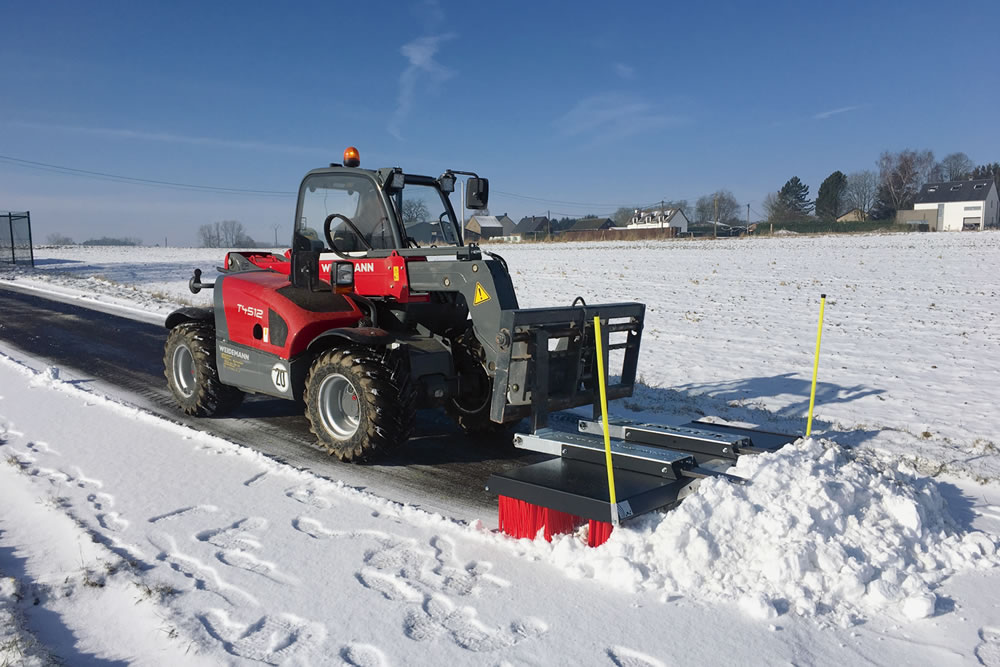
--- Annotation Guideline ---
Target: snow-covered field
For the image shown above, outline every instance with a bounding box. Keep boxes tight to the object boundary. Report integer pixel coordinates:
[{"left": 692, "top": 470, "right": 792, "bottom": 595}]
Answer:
[{"left": 1, "top": 232, "right": 999, "bottom": 665}]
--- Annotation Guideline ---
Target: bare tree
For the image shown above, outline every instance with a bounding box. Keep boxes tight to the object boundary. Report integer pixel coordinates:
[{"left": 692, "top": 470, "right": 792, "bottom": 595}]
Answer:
[
  {"left": 199, "top": 220, "right": 255, "bottom": 248},
  {"left": 612, "top": 207, "right": 633, "bottom": 226},
  {"left": 936, "top": 152, "right": 974, "bottom": 181},
  {"left": 844, "top": 170, "right": 877, "bottom": 220},
  {"left": 661, "top": 199, "right": 691, "bottom": 220},
  {"left": 877, "top": 149, "right": 935, "bottom": 213},
  {"left": 46, "top": 233, "right": 75, "bottom": 245},
  {"left": 763, "top": 191, "right": 795, "bottom": 223},
  {"left": 401, "top": 200, "right": 430, "bottom": 224},
  {"left": 695, "top": 190, "right": 740, "bottom": 224},
  {"left": 198, "top": 223, "right": 222, "bottom": 248}
]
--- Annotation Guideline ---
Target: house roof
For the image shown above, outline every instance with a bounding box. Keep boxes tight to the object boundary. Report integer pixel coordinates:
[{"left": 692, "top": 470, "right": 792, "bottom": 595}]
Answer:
[
  {"left": 570, "top": 217, "right": 615, "bottom": 231},
  {"left": 495, "top": 214, "right": 517, "bottom": 234},
  {"left": 914, "top": 179, "right": 995, "bottom": 204},
  {"left": 468, "top": 215, "right": 503, "bottom": 229},
  {"left": 515, "top": 216, "right": 549, "bottom": 233}
]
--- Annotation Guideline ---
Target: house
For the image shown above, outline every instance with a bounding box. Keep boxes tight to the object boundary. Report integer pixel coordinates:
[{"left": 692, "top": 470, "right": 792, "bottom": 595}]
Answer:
[
  {"left": 465, "top": 215, "right": 506, "bottom": 242},
  {"left": 626, "top": 207, "right": 689, "bottom": 233},
  {"left": 515, "top": 216, "right": 551, "bottom": 239},
  {"left": 568, "top": 217, "right": 617, "bottom": 232},
  {"left": 912, "top": 179, "right": 999, "bottom": 231},
  {"left": 406, "top": 221, "right": 447, "bottom": 245},
  {"left": 494, "top": 214, "right": 517, "bottom": 235},
  {"left": 836, "top": 208, "right": 865, "bottom": 223}
]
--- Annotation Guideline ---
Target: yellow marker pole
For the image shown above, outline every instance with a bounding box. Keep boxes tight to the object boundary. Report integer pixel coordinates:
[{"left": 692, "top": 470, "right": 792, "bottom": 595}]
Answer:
[
  {"left": 805, "top": 294, "right": 827, "bottom": 437},
  {"left": 594, "top": 316, "right": 619, "bottom": 526}
]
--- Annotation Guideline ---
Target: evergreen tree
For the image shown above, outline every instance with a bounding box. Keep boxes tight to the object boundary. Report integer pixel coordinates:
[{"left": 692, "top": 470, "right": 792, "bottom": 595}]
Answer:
[
  {"left": 778, "top": 177, "right": 814, "bottom": 216},
  {"left": 815, "top": 171, "right": 847, "bottom": 220},
  {"left": 869, "top": 183, "right": 896, "bottom": 221},
  {"left": 971, "top": 162, "right": 1000, "bottom": 191}
]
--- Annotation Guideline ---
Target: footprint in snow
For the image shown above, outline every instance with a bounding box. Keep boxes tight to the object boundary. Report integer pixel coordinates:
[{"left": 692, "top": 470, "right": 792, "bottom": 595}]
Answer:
[
  {"left": 148, "top": 532, "right": 258, "bottom": 607},
  {"left": 148, "top": 504, "right": 219, "bottom": 523},
  {"left": 340, "top": 643, "right": 388, "bottom": 667},
  {"left": 87, "top": 492, "right": 114, "bottom": 511},
  {"left": 403, "top": 593, "right": 546, "bottom": 652},
  {"left": 977, "top": 626, "right": 1000, "bottom": 667},
  {"left": 607, "top": 646, "right": 667, "bottom": 667},
  {"left": 292, "top": 516, "right": 336, "bottom": 539},
  {"left": 243, "top": 471, "right": 267, "bottom": 487},
  {"left": 196, "top": 517, "right": 267, "bottom": 551},
  {"left": 25, "top": 440, "right": 59, "bottom": 456},
  {"left": 197, "top": 609, "right": 327, "bottom": 663},
  {"left": 285, "top": 484, "right": 336, "bottom": 509},
  {"left": 97, "top": 512, "right": 129, "bottom": 532}
]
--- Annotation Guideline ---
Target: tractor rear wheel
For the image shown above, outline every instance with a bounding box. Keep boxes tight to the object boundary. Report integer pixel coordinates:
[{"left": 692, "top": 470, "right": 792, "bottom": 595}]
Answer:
[
  {"left": 304, "top": 347, "right": 415, "bottom": 462},
  {"left": 164, "top": 322, "right": 244, "bottom": 416}
]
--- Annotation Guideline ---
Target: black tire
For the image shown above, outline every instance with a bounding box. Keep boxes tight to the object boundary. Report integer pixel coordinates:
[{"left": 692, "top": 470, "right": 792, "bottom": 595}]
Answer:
[
  {"left": 304, "top": 346, "right": 415, "bottom": 462},
  {"left": 164, "top": 322, "right": 244, "bottom": 417}
]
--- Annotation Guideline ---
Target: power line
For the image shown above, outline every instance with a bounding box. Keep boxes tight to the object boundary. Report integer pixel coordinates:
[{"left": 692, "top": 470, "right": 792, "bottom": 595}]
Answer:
[
  {"left": 492, "top": 188, "right": 693, "bottom": 213},
  {"left": 491, "top": 189, "right": 637, "bottom": 209},
  {"left": 0, "top": 154, "right": 295, "bottom": 197},
  {"left": 0, "top": 152, "right": 700, "bottom": 213}
]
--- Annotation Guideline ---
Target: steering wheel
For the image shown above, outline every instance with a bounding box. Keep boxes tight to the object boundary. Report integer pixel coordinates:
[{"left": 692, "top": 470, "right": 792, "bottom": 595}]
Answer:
[{"left": 323, "top": 213, "right": 373, "bottom": 255}]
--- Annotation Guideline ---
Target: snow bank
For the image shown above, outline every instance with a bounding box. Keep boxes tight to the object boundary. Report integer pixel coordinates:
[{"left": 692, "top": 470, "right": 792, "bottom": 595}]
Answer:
[
  {"left": 0, "top": 577, "right": 53, "bottom": 667},
  {"left": 544, "top": 439, "right": 999, "bottom": 625}
]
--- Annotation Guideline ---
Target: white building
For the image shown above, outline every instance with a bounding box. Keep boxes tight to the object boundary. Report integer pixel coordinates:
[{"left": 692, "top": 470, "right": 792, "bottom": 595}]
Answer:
[
  {"left": 913, "top": 179, "right": 999, "bottom": 231},
  {"left": 625, "top": 207, "right": 689, "bottom": 233}
]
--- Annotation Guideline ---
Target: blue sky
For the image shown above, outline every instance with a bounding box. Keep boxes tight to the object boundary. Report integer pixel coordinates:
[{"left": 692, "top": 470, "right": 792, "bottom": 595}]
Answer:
[{"left": 1, "top": 1, "right": 998, "bottom": 245}]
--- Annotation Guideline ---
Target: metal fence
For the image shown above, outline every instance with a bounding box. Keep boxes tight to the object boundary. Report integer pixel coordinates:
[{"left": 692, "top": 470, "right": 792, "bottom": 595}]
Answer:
[{"left": 0, "top": 211, "right": 34, "bottom": 267}]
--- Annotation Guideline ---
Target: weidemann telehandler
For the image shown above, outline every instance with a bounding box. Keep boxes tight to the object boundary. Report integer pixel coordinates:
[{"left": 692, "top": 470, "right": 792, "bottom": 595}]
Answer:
[{"left": 164, "top": 147, "right": 792, "bottom": 544}]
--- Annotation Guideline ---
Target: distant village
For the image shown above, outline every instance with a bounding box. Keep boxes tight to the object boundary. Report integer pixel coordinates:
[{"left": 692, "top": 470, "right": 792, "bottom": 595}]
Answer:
[
  {"left": 458, "top": 173, "right": 998, "bottom": 244},
  {"left": 461, "top": 206, "right": 692, "bottom": 244}
]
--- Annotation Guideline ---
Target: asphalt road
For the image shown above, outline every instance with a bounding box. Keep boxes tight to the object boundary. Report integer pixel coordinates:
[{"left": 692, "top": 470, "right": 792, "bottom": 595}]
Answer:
[{"left": 0, "top": 285, "right": 543, "bottom": 520}]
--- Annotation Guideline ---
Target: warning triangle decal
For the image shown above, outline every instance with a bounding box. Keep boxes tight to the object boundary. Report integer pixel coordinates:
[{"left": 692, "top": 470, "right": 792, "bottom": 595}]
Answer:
[{"left": 473, "top": 282, "right": 491, "bottom": 305}]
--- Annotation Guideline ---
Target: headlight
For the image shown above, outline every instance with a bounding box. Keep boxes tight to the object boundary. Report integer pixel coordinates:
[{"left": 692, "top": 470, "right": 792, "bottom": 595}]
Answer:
[{"left": 335, "top": 262, "right": 354, "bottom": 287}]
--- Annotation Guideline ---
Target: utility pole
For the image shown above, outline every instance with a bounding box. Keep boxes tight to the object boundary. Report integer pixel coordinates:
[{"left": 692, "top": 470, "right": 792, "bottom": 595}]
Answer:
[
  {"left": 747, "top": 203, "right": 750, "bottom": 234},
  {"left": 271, "top": 223, "right": 282, "bottom": 247},
  {"left": 713, "top": 195, "right": 718, "bottom": 238},
  {"left": 547, "top": 209, "right": 551, "bottom": 240}
]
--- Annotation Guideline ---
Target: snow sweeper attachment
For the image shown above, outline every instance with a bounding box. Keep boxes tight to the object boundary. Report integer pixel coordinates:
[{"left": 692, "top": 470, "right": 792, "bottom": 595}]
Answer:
[
  {"left": 487, "top": 406, "right": 797, "bottom": 547},
  {"left": 486, "top": 301, "right": 645, "bottom": 432}
]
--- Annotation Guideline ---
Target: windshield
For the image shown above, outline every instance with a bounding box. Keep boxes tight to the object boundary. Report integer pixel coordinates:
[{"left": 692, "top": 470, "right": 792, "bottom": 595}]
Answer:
[
  {"left": 397, "top": 181, "right": 461, "bottom": 247},
  {"left": 298, "top": 172, "right": 396, "bottom": 250}
]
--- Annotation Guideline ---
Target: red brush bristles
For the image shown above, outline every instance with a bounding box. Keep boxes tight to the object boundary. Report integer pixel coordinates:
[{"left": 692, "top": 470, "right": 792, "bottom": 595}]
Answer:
[
  {"left": 498, "top": 496, "right": 543, "bottom": 539},
  {"left": 588, "top": 520, "right": 614, "bottom": 547},
  {"left": 543, "top": 507, "right": 583, "bottom": 541},
  {"left": 498, "top": 496, "right": 584, "bottom": 541}
]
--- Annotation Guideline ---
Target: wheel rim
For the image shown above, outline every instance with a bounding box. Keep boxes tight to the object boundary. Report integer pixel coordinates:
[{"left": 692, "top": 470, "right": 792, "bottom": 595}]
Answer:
[
  {"left": 172, "top": 344, "right": 196, "bottom": 397},
  {"left": 318, "top": 373, "right": 360, "bottom": 439}
]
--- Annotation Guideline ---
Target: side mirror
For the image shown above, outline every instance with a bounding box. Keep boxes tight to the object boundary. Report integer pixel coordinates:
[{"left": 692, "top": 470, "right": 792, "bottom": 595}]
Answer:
[
  {"left": 291, "top": 249, "right": 324, "bottom": 291},
  {"left": 466, "top": 178, "right": 489, "bottom": 209}
]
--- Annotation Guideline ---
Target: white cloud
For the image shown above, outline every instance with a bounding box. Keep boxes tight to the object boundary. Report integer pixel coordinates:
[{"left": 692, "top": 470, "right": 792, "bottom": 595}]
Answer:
[
  {"left": 6, "top": 120, "right": 325, "bottom": 155},
  {"left": 813, "top": 105, "right": 863, "bottom": 120},
  {"left": 388, "top": 34, "right": 455, "bottom": 140},
  {"left": 555, "top": 93, "right": 684, "bottom": 143},
  {"left": 614, "top": 63, "right": 635, "bottom": 80}
]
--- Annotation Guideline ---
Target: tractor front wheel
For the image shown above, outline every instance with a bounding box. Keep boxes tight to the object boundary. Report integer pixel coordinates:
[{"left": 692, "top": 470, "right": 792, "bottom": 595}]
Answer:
[
  {"left": 164, "top": 322, "right": 244, "bottom": 416},
  {"left": 304, "top": 347, "right": 415, "bottom": 462}
]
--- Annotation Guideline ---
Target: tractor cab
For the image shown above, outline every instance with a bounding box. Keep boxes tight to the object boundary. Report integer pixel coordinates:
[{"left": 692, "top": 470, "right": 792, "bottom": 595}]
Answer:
[{"left": 292, "top": 147, "right": 487, "bottom": 258}]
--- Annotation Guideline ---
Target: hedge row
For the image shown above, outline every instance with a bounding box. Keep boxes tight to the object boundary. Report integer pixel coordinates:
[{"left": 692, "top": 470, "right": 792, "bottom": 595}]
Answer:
[{"left": 755, "top": 221, "right": 916, "bottom": 235}]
